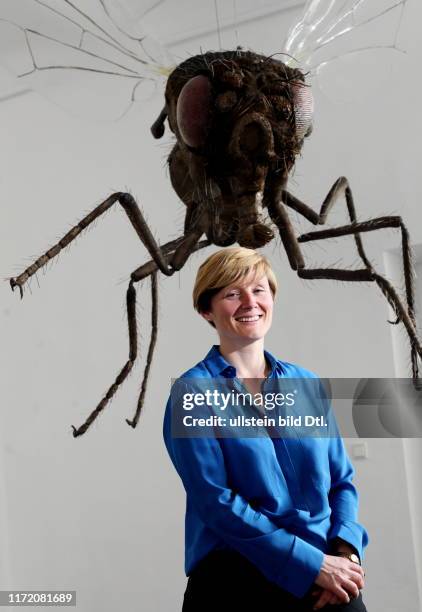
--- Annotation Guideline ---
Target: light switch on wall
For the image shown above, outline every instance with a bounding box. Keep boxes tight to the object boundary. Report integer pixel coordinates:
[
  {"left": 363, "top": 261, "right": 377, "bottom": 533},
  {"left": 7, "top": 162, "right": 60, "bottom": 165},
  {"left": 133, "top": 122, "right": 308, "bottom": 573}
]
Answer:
[{"left": 351, "top": 442, "right": 368, "bottom": 459}]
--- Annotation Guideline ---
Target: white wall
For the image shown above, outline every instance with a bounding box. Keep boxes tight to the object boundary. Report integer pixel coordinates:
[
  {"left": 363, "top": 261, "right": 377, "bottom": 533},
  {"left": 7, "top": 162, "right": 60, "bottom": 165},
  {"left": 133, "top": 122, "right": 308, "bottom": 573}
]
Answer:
[{"left": 1, "top": 1, "right": 422, "bottom": 611}]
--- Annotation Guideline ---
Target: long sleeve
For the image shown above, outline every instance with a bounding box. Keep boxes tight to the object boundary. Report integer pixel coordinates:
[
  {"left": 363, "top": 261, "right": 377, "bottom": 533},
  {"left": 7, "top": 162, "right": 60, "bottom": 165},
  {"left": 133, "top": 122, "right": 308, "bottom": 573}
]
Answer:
[
  {"left": 313, "top": 379, "right": 369, "bottom": 561},
  {"left": 164, "top": 397, "right": 324, "bottom": 598},
  {"left": 326, "top": 435, "right": 369, "bottom": 561}
]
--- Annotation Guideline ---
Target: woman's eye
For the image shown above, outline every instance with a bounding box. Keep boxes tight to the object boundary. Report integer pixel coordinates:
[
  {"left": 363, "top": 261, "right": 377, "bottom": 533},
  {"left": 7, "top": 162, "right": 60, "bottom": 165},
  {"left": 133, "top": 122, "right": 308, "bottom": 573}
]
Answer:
[
  {"left": 254, "top": 288, "right": 265, "bottom": 293},
  {"left": 226, "top": 292, "right": 239, "bottom": 298}
]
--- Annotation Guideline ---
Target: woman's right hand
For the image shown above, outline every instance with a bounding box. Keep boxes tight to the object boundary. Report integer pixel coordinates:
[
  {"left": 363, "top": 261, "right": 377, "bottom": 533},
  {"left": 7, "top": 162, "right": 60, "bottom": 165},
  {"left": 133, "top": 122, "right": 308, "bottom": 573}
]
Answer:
[{"left": 314, "top": 554, "right": 365, "bottom": 604}]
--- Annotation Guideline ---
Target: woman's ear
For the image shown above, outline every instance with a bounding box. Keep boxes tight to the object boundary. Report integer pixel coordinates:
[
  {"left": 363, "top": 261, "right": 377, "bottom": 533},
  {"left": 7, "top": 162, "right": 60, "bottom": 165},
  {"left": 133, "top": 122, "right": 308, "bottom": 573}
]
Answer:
[
  {"left": 200, "top": 310, "right": 213, "bottom": 323},
  {"left": 199, "top": 310, "right": 216, "bottom": 328}
]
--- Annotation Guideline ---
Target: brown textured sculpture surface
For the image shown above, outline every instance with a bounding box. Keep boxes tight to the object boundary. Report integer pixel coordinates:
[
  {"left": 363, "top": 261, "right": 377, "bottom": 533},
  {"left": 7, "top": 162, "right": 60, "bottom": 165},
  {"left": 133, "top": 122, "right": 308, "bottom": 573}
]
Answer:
[{"left": 10, "top": 48, "right": 422, "bottom": 436}]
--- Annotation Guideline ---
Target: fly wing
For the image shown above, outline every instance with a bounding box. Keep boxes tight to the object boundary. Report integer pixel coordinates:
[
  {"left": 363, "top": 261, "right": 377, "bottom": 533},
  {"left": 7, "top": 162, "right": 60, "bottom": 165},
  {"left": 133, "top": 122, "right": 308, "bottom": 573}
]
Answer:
[
  {"left": 283, "top": 0, "right": 409, "bottom": 101},
  {"left": 0, "top": 0, "right": 174, "bottom": 119}
]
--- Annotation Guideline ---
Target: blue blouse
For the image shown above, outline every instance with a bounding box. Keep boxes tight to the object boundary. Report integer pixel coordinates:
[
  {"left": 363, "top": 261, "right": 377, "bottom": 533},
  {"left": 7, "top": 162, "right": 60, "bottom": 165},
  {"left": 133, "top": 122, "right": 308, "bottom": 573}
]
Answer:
[{"left": 163, "top": 345, "right": 369, "bottom": 598}]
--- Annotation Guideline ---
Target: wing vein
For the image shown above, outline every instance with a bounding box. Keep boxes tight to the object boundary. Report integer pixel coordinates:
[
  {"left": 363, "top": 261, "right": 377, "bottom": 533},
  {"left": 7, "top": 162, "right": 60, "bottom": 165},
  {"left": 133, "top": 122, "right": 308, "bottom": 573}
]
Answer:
[
  {"left": 34, "top": 0, "right": 150, "bottom": 65},
  {"left": 26, "top": 28, "right": 143, "bottom": 75}
]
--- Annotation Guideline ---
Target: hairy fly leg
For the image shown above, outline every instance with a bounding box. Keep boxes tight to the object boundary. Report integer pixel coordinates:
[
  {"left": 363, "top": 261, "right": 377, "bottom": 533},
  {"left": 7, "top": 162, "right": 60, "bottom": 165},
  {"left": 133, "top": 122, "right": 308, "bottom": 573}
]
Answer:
[
  {"left": 298, "top": 217, "right": 421, "bottom": 380},
  {"left": 70, "top": 236, "right": 210, "bottom": 437},
  {"left": 71, "top": 276, "right": 140, "bottom": 438},
  {"left": 125, "top": 235, "right": 211, "bottom": 430},
  {"left": 282, "top": 178, "right": 416, "bottom": 328},
  {"left": 9, "top": 189, "right": 211, "bottom": 436},
  {"left": 267, "top": 180, "right": 421, "bottom": 383},
  {"left": 9, "top": 192, "right": 177, "bottom": 298}
]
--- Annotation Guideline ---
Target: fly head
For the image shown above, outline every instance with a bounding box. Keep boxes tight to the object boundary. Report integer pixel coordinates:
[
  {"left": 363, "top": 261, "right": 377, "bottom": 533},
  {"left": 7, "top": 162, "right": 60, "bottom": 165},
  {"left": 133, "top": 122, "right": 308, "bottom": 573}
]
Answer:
[{"left": 152, "top": 50, "right": 314, "bottom": 248}]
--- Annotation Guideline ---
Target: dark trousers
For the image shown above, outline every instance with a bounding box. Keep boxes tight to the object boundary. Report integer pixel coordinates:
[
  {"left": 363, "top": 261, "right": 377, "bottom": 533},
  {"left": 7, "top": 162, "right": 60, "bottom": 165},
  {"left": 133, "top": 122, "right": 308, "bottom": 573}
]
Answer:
[{"left": 182, "top": 550, "right": 367, "bottom": 612}]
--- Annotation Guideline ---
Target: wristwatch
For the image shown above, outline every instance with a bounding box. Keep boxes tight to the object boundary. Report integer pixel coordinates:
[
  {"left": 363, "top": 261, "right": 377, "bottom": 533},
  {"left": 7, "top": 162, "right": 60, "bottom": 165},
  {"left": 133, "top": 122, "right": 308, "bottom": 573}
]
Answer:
[
  {"left": 330, "top": 537, "right": 361, "bottom": 565},
  {"left": 335, "top": 551, "right": 361, "bottom": 565}
]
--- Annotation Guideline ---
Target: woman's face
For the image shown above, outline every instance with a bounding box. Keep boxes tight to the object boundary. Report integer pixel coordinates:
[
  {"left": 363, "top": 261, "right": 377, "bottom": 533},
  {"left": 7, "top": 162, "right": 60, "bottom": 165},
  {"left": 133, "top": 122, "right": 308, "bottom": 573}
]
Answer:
[{"left": 201, "top": 273, "right": 274, "bottom": 343}]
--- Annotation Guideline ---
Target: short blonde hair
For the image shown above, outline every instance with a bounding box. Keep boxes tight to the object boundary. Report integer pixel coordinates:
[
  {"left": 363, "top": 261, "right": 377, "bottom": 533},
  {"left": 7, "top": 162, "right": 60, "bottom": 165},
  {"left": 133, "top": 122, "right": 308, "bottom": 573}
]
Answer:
[{"left": 193, "top": 247, "right": 277, "bottom": 315}]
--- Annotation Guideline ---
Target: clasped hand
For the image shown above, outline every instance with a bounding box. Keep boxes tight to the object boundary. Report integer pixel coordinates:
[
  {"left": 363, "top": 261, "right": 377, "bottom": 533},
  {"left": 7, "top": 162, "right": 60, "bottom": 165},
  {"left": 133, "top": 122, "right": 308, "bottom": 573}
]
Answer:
[{"left": 311, "top": 554, "right": 365, "bottom": 609}]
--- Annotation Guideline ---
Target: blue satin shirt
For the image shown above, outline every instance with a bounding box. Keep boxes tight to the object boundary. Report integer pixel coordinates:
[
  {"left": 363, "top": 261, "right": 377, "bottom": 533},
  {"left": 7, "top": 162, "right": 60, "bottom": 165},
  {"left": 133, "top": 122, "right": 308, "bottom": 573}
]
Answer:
[{"left": 163, "top": 345, "right": 369, "bottom": 598}]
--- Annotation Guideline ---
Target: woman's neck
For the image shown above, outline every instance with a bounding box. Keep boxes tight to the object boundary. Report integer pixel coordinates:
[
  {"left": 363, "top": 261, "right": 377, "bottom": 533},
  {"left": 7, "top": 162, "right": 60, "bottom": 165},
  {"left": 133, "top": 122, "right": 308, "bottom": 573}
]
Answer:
[{"left": 218, "top": 339, "right": 268, "bottom": 378}]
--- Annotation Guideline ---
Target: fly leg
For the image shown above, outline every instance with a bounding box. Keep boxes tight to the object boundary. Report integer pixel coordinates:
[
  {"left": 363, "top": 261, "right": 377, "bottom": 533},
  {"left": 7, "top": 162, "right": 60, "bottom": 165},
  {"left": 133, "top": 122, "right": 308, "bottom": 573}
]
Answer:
[
  {"left": 282, "top": 178, "right": 415, "bottom": 329},
  {"left": 10, "top": 187, "right": 210, "bottom": 436},
  {"left": 71, "top": 236, "right": 210, "bottom": 437},
  {"left": 71, "top": 276, "right": 141, "bottom": 438},
  {"left": 267, "top": 182, "right": 421, "bottom": 384},
  {"left": 125, "top": 234, "right": 210, "bottom": 430},
  {"left": 10, "top": 192, "right": 179, "bottom": 297},
  {"left": 297, "top": 217, "right": 421, "bottom": 381}
]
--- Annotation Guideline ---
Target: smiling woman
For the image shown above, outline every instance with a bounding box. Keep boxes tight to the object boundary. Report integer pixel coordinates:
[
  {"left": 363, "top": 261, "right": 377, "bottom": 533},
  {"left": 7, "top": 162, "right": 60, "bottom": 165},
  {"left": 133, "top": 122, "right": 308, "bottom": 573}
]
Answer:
[
  {"left": 193, "top": 248, "right": 276, "bottom": 360},
  {"left": 163, "top": 247, "right": 369, "bottom": 612}
]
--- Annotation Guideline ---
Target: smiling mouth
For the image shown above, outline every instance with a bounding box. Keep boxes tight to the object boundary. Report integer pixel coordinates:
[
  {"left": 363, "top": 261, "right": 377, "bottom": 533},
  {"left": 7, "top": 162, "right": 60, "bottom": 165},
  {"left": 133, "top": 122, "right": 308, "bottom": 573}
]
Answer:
[{"left": 235, "top": 314, "right": 263, "bottom": 322}]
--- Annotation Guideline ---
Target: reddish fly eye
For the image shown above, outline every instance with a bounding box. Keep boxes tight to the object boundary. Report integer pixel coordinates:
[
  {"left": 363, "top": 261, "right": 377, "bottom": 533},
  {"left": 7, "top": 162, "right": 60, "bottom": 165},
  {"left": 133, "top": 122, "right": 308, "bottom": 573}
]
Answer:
[{"left": 176, "top": 75, "right": 212, "bottom": 148}]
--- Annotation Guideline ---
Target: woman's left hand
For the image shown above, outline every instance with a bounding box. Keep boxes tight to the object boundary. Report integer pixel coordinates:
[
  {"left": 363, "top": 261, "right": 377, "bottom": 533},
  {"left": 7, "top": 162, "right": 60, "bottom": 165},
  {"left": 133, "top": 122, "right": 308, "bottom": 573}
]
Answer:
[{"left": 311, "top": 587, "right": 343, "bottom": 609}]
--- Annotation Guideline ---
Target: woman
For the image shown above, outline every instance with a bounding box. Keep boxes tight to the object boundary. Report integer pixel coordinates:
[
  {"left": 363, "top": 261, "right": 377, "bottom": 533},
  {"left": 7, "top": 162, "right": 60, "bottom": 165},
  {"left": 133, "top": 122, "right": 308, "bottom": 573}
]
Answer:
[{"left": 163, "top": 247, "right": 368, "bottom": 611}]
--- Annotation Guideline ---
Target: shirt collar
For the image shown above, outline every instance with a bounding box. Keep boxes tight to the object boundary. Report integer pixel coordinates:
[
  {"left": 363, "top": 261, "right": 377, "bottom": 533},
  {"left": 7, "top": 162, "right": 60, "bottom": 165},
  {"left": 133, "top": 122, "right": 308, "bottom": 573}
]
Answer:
[{"left": 203, "top": 345, "right": 283, "bottom": 378}]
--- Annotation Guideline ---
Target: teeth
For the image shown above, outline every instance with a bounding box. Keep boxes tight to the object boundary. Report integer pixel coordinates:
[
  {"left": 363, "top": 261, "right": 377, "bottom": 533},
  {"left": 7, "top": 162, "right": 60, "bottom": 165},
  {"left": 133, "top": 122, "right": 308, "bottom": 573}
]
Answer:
[{"left": 236, "top": 315, "right": 261, "bottom": 322}]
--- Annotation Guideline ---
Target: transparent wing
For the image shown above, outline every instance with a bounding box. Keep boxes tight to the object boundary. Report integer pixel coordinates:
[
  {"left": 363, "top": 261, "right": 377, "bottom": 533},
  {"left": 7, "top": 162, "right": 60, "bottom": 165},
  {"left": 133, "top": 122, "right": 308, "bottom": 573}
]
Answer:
[
  {"left": 0, "top": 0, "right": 174, "bottom": 119},
  {"left": 283, "top": 0, "right": 409, "bottom": 101}
]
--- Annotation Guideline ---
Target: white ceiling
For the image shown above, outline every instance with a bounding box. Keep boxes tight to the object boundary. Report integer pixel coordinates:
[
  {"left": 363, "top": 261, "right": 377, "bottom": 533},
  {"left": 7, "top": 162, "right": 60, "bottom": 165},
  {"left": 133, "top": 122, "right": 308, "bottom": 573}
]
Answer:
[{"left": 117, "top": 0, "right": 305, "bottom": 46}]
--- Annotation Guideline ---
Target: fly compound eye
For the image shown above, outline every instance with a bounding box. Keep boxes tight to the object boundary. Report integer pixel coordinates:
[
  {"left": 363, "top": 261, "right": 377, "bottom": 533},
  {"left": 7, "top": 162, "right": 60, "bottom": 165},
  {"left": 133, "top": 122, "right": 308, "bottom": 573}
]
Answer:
[
  {"left": 292, "top": 81, "right": 314, "bottom": 140},
  {"left": 176, "top": 75, "right": 213, "bottom": 149}
]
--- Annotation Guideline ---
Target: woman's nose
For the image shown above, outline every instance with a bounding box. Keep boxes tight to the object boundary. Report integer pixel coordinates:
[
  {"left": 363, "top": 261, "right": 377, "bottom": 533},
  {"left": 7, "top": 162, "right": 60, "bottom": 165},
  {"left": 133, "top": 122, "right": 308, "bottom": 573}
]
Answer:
[{"left": 240, "top": 291, "right": 257, "bottom": 307}]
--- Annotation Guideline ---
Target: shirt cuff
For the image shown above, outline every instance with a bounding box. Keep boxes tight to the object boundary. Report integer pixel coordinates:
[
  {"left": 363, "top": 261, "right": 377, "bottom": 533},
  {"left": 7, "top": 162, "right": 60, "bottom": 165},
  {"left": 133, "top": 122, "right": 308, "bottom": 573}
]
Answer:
[
  {"left": 277, "top": 536, "right": 324, "bottom": 598},
  {"left": 329, "top": 536, "right": 360, "bottom": 560},
  {"left": 328, "top": 520, "right": 368, "bottom": 562}
]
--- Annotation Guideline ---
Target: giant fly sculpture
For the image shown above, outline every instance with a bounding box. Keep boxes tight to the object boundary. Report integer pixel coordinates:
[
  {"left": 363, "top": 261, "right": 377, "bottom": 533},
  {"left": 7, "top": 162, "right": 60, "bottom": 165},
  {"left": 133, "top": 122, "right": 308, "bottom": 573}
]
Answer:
[{"left": 2, "top": 0, "right": 420, "bottom": 436}]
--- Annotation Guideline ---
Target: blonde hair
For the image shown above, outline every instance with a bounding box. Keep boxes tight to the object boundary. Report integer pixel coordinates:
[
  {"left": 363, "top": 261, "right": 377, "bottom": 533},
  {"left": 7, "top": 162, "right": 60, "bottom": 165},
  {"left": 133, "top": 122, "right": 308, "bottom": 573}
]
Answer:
[{"left": 193, "top": 247, "right": 277, "bottom": 317}]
